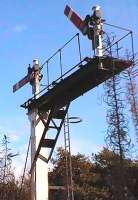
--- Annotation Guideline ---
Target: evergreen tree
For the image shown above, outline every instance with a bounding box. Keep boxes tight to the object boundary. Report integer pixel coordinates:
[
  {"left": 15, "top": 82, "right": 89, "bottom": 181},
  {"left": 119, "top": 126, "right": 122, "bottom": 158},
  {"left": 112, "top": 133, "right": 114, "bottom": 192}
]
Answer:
[
  {"left": 49, "top": 148, "right": 110, "bottom": 200},
  {"left": 49, "top": 148, "right": 138, "bottom": 200}
]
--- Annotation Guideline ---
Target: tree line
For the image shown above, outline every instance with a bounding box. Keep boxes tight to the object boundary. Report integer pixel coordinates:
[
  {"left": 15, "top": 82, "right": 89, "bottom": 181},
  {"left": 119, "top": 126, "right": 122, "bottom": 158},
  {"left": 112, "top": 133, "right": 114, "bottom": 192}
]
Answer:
[
  {"left": 0, "top": 134, "right": 30, "bottom": 200},
  {"left": 49, "top": 147, "right": 138, "bottom": 200},
  {"left": 0, "top": 135, "right": 138, "bottom": 200}
]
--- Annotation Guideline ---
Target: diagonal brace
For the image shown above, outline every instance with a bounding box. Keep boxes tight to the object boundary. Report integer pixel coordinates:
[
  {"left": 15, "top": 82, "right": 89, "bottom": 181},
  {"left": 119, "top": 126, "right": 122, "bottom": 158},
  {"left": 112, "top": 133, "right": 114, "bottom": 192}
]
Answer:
[{"left": 30, "top": 106, "right": 55, "bottom": 173}]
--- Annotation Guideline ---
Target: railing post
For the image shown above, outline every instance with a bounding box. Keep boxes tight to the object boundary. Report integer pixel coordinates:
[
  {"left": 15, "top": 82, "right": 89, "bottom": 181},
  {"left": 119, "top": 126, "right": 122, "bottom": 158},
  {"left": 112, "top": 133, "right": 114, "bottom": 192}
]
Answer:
[
  {"left": 59, "top": 49, "right": 63, "bottom": 79},
  {"left": 46, "top": 61, "right": 50, "bottom": 90},
  {"left": 77, "top": 33, "right": 82, "bottom": 62}
]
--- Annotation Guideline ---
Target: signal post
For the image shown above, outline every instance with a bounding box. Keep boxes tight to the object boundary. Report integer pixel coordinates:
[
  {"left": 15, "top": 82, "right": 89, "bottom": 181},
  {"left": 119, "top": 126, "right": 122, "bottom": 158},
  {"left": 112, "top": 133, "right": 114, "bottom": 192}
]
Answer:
[
  {"left": 28, "top": 59, "right": 49, "bottom": 200},
  {"left": 13, "top": 59, "right": 49, "bottom": 200}
]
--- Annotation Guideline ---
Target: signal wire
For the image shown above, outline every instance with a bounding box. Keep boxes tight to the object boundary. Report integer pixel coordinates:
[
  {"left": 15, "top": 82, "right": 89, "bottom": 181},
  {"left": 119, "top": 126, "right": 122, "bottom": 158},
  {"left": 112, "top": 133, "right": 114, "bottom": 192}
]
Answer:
[
  {"left": 19, "top": 134, "right": 31, "bottom": 199},
  {"left": 104, "top": 22, "right": 132, "bottom": 33}
]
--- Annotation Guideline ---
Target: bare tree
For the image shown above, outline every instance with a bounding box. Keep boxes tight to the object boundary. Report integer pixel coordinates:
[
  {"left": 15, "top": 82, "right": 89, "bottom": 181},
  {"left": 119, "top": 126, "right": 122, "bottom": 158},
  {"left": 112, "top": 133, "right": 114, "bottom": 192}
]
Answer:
[
  {"left": 104, "top": 67, "right": 132, "bottom": 199},
  {"left": 0, "top": 134, "right": 18, "bottom": 200}
]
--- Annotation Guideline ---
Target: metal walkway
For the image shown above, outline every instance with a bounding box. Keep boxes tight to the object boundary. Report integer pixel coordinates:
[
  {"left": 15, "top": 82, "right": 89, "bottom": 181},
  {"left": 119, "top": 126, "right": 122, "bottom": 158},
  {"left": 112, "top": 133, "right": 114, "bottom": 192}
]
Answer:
[{"left": 21, "top": 56, "right": 132, "bottom": 112}]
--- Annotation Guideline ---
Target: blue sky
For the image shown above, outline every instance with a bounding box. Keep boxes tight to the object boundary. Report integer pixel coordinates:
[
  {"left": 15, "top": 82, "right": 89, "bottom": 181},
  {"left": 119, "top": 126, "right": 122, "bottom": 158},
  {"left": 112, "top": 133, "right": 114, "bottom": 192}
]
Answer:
[{"left": 0, "top": 0, "right": 137, "bottom": 176}]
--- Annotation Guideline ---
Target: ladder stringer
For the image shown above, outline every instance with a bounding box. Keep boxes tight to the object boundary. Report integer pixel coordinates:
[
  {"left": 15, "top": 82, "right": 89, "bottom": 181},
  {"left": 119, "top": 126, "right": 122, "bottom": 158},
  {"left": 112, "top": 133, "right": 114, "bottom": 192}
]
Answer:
[
  {"left": 30, "top": 103, "right": 70, "bottom": 173},
  {"left": 30, "top": 106, "right": 55, "bottom": 173},
  {"left": 47, "top": 103, "right": 70, "bottom": 162}
]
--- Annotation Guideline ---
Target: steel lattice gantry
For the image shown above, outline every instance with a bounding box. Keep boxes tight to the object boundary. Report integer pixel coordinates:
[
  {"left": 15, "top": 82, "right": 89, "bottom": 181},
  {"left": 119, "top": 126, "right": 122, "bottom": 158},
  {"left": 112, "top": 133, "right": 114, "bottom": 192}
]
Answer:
[{"left": 21, "top": 56, "right": 132, "bottom": 172}]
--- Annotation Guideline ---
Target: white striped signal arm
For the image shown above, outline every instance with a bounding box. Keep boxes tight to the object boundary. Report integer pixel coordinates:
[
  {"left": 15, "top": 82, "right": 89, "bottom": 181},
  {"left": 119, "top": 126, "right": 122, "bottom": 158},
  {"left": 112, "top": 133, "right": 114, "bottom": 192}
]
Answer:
[
  {"left": 13, "top": 73, "right": 34, "bottom": 93},
  {"left": 64, "top": 5, "right": 87, "bottom": 34}
]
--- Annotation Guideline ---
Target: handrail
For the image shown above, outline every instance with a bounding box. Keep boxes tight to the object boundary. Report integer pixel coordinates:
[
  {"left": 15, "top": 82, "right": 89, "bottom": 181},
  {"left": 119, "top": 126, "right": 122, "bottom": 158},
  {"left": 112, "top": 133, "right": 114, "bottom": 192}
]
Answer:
[
  {"left": 103, "top": 32, "right": 131, "bottom": 55},
  {"left": 21, "top": 58, "right": 87, "bottom": 108},
  {"left": 21, "top": 27, "right": 134, "bottom": 109},
  {"left": 40, "top": 33, "right": 79, "bottom": 70}
]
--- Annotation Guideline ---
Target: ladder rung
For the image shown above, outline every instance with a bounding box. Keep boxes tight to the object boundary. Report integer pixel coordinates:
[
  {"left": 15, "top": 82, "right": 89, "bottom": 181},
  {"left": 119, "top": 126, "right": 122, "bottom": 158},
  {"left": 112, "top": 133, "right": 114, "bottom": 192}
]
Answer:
[
  {"left": 49, "top": 125, "right": 60, "bottom": 130},
  {"left": 38, "top": 154, "right": 48, "bottom": 163},
  {"left": 64, "top": 132, "right": 69, "bottom": 134},
  {"left": 41, "top": 139, "right": 56, "bottom": 148}
]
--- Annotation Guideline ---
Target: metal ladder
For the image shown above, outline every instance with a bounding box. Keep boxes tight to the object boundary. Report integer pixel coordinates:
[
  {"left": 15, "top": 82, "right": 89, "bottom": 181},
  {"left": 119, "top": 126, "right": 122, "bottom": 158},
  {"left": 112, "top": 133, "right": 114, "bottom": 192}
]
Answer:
[{"left": 64, "top": 112, "right": 74, "bottom": 200}]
